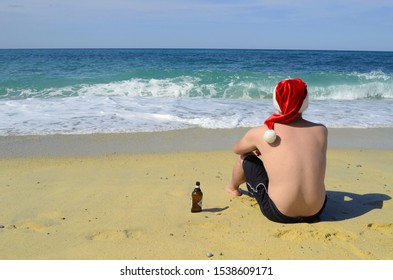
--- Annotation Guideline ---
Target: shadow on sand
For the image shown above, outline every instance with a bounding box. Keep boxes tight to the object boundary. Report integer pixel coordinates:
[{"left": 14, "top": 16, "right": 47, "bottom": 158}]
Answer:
[
  {"left": 202, "top": 206, "right": 229, "bottom": 213},
  {"left": 320, "top": 190, "right": 391, "bottom": 221},
  {"left": 216, "top": 189, "right": 390, "bottom": 222}
]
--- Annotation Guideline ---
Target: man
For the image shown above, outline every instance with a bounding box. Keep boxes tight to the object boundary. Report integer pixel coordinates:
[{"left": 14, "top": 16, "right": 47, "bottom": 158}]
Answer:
[{"left": 225, "top": 78, "right": 327, "bottom": 223}]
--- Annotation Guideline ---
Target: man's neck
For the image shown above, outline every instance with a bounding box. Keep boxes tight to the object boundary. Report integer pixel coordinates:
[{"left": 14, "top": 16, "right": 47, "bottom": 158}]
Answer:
[{"left": 294, "top": 113, "right": 303, "bottom": 121}]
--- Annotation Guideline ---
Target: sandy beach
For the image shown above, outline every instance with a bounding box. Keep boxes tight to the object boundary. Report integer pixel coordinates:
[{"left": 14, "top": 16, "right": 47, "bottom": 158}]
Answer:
[{"left": 0, "top": 128, "right": 392, "bottom": 260}]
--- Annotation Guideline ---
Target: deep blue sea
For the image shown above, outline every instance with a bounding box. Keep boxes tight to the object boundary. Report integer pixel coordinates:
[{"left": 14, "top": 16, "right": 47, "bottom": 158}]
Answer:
[{"left": 1, "top": 49, "right": 392, "bottom": 135}]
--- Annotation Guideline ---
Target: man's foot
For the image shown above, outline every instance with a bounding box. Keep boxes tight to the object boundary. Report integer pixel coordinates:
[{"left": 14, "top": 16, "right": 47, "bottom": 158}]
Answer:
[{"left": 225, "top": 186, "right": 242, "bottom": 196}]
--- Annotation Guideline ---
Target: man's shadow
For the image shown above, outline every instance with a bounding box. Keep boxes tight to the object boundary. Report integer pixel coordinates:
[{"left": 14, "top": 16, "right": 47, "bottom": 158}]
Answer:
[{"left": 320, "top": 190, "right": 391, "bottom": 221}]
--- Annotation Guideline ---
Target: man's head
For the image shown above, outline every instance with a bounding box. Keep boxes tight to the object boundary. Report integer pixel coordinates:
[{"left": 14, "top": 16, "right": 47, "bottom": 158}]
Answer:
[{"left": 263, "top": 78, "right": 309, "bottom": 143}]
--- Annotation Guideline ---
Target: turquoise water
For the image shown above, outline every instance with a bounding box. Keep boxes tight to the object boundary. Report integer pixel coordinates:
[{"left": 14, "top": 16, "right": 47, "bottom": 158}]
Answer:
[{"left": 1, "top": 49, "right": 392, "bottom": 135}]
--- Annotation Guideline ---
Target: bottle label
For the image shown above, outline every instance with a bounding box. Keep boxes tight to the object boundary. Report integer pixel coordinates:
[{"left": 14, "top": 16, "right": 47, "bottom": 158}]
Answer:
[
  {"left": 191, "top": 197, "right": 203, "bottom": 212},
  {"left": 190, "top": 198, "right": 202, "bottom": 207}
]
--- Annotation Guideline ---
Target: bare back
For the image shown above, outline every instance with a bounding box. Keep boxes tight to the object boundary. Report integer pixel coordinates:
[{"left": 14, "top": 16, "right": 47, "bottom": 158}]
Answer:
[{"left": 247, "top": 118, "right": 327, "bottom": 217}]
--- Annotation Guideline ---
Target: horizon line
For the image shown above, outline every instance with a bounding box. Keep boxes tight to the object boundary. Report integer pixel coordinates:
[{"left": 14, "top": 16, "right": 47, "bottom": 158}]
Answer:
[{"left": 0, "top": 47, "right": 392, "bottom": 53}]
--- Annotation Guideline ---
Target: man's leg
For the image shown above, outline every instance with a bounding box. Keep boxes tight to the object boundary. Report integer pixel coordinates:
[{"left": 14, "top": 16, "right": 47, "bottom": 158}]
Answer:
[{"left": 225, "top": 155, "right": 247, "bottom": 196}]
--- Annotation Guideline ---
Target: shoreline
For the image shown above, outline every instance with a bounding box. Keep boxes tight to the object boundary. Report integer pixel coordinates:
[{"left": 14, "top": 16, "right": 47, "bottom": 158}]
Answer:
[{"left": 0, "top": 127, "right": 392, "bottom": 158}]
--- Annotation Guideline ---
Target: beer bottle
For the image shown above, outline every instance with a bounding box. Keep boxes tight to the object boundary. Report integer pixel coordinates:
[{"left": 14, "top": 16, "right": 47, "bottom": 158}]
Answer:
[{"left": 191, "top": 181, "right": 203, "bottom": 213}]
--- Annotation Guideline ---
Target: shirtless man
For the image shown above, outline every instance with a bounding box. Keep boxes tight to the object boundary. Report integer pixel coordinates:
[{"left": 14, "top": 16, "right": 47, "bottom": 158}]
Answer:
[{"left": 226, "top": 78, "right": 327, "bottom": 223}]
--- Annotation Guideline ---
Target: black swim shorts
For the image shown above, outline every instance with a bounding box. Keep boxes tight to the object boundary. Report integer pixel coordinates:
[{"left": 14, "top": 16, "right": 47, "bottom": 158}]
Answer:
[{"left": 242, "top": 154, "right": 326, "bottom": 223}]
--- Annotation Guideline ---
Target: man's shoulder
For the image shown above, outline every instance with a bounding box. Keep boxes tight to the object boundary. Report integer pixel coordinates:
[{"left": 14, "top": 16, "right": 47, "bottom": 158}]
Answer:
[
  {"left": 302, "top": 121, "right": 328, "bottom": 143},
  {"left": 303, "top": 119, "right": 327, "bottom": 130},
  {"left": 313, "top": 122, "right": 328, "bottom": 134},
  {"left": 248, "top": 125, "right": 267, "bottom": 135},
  {"left": 240, "top": 126, "right": 267, "bottom": 144}
]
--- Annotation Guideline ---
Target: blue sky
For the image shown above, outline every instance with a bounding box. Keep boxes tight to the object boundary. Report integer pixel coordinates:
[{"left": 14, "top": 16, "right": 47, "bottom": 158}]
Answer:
[{"left": 1, "top": 0, "right": 392, "bottom": 51}]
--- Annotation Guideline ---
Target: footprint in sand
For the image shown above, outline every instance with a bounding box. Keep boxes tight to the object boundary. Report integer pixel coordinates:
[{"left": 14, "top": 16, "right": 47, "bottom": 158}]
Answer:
[
  {"left": 238, "top": 195, "right": 259, "bottom": 208},
  {"left": 365, "top": 223, "right": 393, "bottom": 235},
  {"left": 89, "top": 230, "right": 129, "bottom": 241},
  {"left": 13, "top": 221, "right": 52, "bottom": 234},
  {"left": 273, "top": 228, "right": 324, "bottom": 241},
  {"left": 273, "top": 228, "right": 355, "bottom": 242},
  {"left": 7, "top": 210, "right": 66, "bottom": 235},
  {"left": 89, "top": 229, "right": 144, "bottom": 241},
  {"left": 273, "top": 229, "right": 310, "bottom": 241}
]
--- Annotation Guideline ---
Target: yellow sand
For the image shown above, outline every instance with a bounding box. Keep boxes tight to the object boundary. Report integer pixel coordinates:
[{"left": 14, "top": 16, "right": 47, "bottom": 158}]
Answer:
[{"left": 0, "top": 149, "right": 392, "bottom": 260}]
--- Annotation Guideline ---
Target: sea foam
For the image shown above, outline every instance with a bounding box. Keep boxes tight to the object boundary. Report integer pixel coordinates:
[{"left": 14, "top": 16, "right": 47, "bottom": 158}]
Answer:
[
  {"left": 1, "top": 96, "right": 392, "bottom": 135},
  {"left": 1, "top": 49, "right": 393, "bottom": 135}
]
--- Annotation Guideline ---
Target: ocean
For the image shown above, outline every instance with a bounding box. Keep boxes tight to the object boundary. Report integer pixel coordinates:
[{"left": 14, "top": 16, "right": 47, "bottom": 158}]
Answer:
[{"left": 1, "top": 48, "right": 392, "bottom": 136}]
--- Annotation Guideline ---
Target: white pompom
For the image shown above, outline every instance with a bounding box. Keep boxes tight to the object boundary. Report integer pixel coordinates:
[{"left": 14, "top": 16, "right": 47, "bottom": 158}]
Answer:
[{"left": 263, "top": 129, "right": 277, "bottom": 144}]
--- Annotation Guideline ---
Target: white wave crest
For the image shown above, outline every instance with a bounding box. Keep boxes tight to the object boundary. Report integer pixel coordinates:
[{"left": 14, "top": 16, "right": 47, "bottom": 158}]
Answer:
[
  {"left": 352, "top": 70, "right": 391, "bottom": 81},
  {"left": 311, "top": 82, "right": 393, "bottom": 100},
  {"left": 4, "top": 72, "right": 393, "bottom": 101}
]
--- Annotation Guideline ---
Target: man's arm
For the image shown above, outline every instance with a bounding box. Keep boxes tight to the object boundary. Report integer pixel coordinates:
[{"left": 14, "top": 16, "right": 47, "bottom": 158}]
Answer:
[{"left": 233, "top": 128, "right": 259, "bottom": 155}]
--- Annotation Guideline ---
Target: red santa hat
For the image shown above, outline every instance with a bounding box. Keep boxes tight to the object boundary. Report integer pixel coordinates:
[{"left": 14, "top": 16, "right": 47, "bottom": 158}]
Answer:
[{"left": 263, "top": 78, "right": 309, "bottom": 143}]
